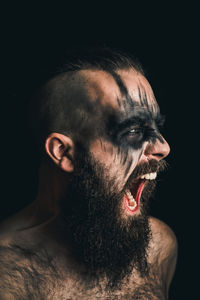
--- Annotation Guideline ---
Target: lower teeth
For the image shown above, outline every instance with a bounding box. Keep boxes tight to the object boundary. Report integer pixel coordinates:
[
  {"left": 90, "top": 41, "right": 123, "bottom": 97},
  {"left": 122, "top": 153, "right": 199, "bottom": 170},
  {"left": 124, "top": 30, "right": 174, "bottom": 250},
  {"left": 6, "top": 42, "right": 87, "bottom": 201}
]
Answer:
[
  {"left": 128, "top": 205, "right": 137, "bottom": 210},
  {"left": 126, "top": 190, "right": 137, "bottom": 210}
]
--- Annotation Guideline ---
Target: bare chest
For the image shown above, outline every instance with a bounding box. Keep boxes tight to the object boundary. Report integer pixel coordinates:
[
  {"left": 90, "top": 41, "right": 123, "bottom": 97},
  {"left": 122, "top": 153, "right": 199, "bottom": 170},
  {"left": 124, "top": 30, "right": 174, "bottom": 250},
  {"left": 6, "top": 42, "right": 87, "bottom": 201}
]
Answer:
[
  {"left": 37, "top": 272, "right": 166, "bottom": 300},
  {"left": 1, "top": 259, "right": 168, "bottom": 300},
  {"left": 0, "top": 245, "right": 167, "bottom": 300},
  {"left": 6, "top": 261, "right": 165, "bottom": 300},
  {"left": 1, "top": 254, "right": 166, "bottom": 299}
]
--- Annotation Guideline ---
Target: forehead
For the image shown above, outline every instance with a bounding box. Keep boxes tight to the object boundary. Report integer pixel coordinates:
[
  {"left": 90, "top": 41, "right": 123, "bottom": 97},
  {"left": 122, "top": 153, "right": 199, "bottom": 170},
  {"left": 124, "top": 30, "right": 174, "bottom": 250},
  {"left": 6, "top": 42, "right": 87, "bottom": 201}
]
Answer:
[{"left": 78, "top": 68, "right": 159, "bottom": 115}]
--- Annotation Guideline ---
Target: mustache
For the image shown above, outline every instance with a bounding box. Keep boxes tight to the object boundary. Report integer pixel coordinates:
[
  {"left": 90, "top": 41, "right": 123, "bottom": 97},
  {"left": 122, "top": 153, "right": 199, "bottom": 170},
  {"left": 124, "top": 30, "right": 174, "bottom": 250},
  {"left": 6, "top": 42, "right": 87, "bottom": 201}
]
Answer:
[{"left": 127, "top": 159, "right": 168, "bottom": 186}]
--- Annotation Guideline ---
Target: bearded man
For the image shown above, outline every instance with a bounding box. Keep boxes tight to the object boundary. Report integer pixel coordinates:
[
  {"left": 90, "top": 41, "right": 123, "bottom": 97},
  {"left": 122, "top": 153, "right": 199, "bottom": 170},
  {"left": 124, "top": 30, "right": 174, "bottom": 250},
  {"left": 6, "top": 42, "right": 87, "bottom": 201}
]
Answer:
[{"left": 0, "top": 47, "right": 177, "bottom": 299}]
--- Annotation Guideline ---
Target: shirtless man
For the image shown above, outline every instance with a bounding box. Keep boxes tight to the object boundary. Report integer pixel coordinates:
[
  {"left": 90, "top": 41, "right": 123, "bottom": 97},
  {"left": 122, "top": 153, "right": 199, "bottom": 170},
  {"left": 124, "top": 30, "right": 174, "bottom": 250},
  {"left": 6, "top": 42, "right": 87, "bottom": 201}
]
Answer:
[{"left": 0, "top": 48, "right": 177, "bottom": 299}]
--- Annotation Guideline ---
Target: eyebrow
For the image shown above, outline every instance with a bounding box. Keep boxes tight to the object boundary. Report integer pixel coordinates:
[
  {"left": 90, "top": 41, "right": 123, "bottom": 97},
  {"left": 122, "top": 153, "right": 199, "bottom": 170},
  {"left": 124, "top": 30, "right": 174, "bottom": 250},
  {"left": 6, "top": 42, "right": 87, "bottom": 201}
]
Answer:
[
  {"left": 114, "top": 111, "right": 165, "bottom": 133},
  {"left": 117, "top": 116, "right": 148, "bottom": 131}
]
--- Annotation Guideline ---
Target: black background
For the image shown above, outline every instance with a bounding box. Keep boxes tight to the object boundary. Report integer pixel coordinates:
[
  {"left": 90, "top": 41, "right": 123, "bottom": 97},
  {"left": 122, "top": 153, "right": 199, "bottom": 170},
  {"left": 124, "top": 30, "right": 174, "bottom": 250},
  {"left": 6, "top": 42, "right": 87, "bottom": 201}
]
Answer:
[{"left": 1, "top": 3, "right": 199, "bottom": 299}]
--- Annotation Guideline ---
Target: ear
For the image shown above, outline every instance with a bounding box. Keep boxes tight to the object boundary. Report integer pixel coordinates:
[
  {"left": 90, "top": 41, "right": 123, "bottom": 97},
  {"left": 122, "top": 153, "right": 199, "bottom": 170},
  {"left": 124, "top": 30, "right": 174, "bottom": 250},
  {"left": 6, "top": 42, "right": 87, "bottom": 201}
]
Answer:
[{"left": 45, "top": 133, "right": 74, "bottom": 172}]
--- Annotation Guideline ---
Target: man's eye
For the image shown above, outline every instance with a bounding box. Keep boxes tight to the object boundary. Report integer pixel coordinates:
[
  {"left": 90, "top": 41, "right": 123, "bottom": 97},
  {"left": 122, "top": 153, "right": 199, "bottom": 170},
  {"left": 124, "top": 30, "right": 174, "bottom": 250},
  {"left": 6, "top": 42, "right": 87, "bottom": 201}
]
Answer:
[
  {"left": 128, "top": 128, "right": 142, "bottom": 135},
  {"left": 117, "top": 127, "right": 144, "bottom": 142}
]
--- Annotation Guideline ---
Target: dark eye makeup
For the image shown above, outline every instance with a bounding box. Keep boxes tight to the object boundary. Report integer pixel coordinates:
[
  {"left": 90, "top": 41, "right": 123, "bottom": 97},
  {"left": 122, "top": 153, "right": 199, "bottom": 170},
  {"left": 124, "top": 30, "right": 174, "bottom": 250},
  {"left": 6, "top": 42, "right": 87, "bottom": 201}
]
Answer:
[
  {"left": 108, "top": 112, "right": 165, "bottom": 150},
  {"left": 120, "top": 125, "right": 156, "bottom": 144}
]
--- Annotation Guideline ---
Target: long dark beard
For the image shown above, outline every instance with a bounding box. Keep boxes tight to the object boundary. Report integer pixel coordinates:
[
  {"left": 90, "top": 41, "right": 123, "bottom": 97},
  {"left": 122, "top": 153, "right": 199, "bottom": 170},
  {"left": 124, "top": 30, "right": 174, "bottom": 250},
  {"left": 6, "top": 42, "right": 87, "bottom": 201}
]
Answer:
[{"left": 59, "top": 150, "right": 165, "bottom": 289}]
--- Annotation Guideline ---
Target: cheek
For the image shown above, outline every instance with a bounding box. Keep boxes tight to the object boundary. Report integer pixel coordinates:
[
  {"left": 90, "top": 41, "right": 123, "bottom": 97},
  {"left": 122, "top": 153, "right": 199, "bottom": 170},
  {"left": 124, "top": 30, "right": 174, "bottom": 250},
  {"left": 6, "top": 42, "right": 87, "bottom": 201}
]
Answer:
[
  {"left": 90, "top": 139, "right": 143, "bottom": 183},
  {"left": 122, "top": 148, "right": 143, "bottom": 183},
  {"left": 90, "top": 139, "right": 123, "bottom": 173}
]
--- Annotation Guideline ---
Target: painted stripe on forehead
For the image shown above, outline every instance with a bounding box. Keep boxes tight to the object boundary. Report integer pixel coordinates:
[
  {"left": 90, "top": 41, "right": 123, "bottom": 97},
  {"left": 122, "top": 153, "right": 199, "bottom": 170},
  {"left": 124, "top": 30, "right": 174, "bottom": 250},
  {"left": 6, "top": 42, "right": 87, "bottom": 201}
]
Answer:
[
  {"left": 108, "top": 70, "right": 158, "bottom": 116},
  {"left": 108, "top": 70, "right": 134, "bottom": 111},
  {"left": 109, "top": 71, "right": 129, "bottom": 96},
  {"left": 137, "top": 82, "right": 159, "bottom": 116},
  {"left": 138, "top": 85, "right": 149, "bottom": 110}
]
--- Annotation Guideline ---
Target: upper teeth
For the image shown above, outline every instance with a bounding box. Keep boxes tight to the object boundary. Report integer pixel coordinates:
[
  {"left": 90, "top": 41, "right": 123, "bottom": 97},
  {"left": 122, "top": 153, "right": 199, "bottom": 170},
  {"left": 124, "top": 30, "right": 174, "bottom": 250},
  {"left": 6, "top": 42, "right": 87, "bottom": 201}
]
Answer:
[{"left": 140, "top": 172, "right": 157, "bottom": 180}]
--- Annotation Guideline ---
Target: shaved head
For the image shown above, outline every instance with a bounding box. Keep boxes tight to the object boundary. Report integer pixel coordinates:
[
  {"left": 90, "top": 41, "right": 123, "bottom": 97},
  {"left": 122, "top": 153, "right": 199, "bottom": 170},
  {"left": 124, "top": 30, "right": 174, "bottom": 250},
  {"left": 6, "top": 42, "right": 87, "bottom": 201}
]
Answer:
[{"left": 29, "top": 47, "right": 146, "bottom": 153}]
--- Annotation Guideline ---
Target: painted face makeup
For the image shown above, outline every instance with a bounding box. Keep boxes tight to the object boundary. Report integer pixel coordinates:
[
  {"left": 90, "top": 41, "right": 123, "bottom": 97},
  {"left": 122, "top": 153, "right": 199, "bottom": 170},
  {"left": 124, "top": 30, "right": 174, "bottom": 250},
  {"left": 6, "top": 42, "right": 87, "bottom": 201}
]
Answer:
[
  {"left": 99, "top": 72, "right": 166, "bottom": 216},
  {"left": 56, "top": 67, "right": 167, "bottom": 233},
  {"left": 88, "top": 106, "right": 163, "bottom": 218}
]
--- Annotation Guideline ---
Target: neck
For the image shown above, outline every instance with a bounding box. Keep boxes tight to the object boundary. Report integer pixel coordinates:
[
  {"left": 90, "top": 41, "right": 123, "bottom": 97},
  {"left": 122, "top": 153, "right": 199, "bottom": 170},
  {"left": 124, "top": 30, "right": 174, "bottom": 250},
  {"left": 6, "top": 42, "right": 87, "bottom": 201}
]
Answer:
[{"left": 31, "top": 160, "right": 67, "bottom": 225}]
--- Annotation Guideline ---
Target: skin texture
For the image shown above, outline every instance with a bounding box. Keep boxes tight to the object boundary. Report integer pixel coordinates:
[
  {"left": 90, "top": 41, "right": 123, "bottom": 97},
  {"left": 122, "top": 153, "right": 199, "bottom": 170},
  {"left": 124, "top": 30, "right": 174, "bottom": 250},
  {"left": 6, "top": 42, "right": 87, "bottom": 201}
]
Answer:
[{"left": 0, "top": 68, "right": 177, "bottom": 299}]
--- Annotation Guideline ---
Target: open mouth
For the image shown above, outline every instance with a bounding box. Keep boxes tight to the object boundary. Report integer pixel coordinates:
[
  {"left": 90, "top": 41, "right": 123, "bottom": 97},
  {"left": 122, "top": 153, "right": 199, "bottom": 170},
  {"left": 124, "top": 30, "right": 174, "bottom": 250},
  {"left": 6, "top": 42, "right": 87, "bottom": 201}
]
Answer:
[{"left": 124, "top": 172, "right": 157, "bottom": 214}]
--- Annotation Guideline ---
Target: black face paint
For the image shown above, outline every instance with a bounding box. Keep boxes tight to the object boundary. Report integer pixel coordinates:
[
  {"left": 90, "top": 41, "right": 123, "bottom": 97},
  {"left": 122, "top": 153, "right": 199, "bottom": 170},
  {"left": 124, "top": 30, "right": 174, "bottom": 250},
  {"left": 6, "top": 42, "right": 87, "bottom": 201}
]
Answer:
[
  {"left": 97, "top": 72, "right": 165, "bottom": 160},
  {"left": 106, "top": 110, "right": 165, "bottom": 155},
  {"left": 98, "top": 77, "right": 166, "bottom": 185},
  {"left": 109, "top": 71, "right": 135, "bottom": 112},
  {"left": 124, "top": 156, "right": 134, "bottom": 177},
  {"left": 70, "top": 71, "right": 166, "bottom": 190}
]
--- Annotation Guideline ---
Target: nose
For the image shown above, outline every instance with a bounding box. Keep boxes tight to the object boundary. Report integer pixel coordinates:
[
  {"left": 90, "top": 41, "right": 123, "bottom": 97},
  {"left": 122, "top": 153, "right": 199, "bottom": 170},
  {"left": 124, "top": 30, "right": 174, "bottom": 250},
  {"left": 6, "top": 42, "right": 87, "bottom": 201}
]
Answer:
[{"left": 143, "top": 136, "right": 170, "bottom": 161}]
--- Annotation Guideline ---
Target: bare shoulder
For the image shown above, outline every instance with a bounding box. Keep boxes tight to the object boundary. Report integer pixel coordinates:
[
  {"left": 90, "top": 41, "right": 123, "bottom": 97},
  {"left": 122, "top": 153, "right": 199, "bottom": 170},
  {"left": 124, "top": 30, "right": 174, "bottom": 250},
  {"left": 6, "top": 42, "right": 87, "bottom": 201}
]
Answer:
[
  {"left": 0, "top": 221, "right": 39, "bottom": 299},
  {"left": 149, "top": 216, "right": 178, "bottom": 258},
  {"left": 0, "top": 227, "right": 64, "bottom": 299},
  {"left": 0, "top": 240, "right": 21, "bottom": 299},
  {"left": 148, "top": 217, "right": 178, "bottom": 290}
]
